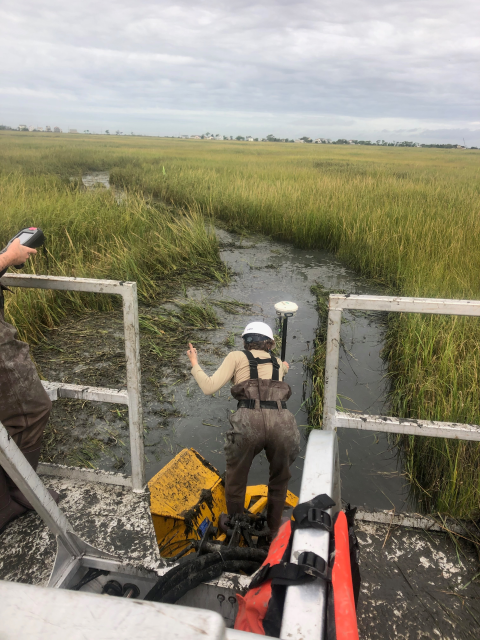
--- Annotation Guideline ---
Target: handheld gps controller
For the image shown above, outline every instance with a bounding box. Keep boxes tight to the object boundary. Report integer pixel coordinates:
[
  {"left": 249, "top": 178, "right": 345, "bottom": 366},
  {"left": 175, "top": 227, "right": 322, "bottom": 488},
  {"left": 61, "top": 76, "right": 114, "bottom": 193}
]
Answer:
[{"left": 0, "top": 227, "right": 45, "bottom": 278}]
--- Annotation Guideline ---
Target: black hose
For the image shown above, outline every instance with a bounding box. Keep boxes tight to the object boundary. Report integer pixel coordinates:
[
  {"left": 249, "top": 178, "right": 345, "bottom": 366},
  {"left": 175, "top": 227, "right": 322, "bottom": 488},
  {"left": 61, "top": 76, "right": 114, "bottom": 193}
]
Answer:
[
  {"left": 145, "top": 548, "right": 267, "bottom": 602},
  {"left": 145, "top": 547, "right": 266, "bottom": 602},
  {"left": 159, "top": 560, "right": 261, "bottom": 604},
  {"left": 156, "top": 548, "right": 266, "bottom": 599},
  {"left": 168, "top": 541, "right": 196, "bottom": 563},
  {"left": 145, "top": 560, "right": 188, "bottom": 600}
]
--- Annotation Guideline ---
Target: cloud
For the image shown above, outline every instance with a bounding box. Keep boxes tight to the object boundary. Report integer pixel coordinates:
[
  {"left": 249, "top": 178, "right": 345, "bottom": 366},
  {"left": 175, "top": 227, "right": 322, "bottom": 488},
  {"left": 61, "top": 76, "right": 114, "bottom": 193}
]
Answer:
[{"left": 1, "top": 0, "right": 479, "bottom": 143}]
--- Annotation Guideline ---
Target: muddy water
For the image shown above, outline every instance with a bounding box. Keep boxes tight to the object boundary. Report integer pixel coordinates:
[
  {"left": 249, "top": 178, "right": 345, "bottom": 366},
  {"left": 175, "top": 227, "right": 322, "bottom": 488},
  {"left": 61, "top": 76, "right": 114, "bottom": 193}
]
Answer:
[
  {"left": 44, "top": 172, "right": 408, "bottom": 511},
  {"left": 81, "top": 171, "right": 111, "bottom": 189}
]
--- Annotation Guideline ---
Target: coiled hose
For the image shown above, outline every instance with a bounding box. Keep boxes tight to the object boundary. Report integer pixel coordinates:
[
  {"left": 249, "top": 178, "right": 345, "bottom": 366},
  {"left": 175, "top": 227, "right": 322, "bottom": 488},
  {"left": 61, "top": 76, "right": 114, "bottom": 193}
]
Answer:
[{"left": 145, "top": 547, "right": 267, "bottom": 604}]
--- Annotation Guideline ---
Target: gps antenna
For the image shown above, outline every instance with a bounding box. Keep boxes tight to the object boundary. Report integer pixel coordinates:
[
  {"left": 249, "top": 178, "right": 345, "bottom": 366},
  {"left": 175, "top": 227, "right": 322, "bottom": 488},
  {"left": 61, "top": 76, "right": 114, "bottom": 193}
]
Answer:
[{"left": 274, "top": 301, "right": 298, "bottom": 361}]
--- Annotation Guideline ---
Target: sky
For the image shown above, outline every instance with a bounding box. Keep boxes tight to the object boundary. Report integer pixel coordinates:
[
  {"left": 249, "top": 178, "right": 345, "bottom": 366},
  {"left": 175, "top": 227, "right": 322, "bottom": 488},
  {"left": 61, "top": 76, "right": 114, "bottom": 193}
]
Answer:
[{"left": 1, "top": 0, "right": 479, "bottom": 145}]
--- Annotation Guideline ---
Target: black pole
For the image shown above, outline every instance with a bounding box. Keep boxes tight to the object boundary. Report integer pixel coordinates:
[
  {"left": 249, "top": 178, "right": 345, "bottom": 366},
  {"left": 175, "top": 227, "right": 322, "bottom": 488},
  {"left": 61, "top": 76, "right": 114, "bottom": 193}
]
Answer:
[{"left": 281, "top": 317, "right": 288, "bottom": 361}]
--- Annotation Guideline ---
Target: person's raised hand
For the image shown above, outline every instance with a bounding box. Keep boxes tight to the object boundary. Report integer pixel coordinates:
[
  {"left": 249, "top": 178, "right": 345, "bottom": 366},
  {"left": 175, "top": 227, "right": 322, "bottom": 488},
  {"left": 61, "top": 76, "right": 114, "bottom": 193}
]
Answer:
[
  {"left": 283, "top": 361, "right": 290, "bottom": 371},
  {"left": 4, "top": 238, "right": 37, "bottom": 267},
  {"left": 187, "top": 343, "right": 198, "bottom": 367}
]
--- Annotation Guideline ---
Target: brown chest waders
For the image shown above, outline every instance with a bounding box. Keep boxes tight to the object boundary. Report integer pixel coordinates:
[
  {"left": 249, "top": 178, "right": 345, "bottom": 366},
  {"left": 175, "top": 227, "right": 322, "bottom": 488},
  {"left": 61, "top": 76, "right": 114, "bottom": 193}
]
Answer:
[
  {"left": 0, "top": 290, "right": 57, "bottom": 532},
  {"left": 225, "top": 350, "right": 301, "bottom": 539}
]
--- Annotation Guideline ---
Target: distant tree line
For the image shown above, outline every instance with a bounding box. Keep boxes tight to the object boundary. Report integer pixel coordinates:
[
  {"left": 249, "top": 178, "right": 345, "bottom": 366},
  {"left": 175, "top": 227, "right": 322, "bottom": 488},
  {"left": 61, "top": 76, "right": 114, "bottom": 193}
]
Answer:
[
  {"left": 267, "top": 134, "right": 295, "bottom": 143},
  {"left": 290, "top": 137, "right": 477, "bottom": 149},
  {"left": 1, "top": 124, "right": 477, "bottom": 149}
]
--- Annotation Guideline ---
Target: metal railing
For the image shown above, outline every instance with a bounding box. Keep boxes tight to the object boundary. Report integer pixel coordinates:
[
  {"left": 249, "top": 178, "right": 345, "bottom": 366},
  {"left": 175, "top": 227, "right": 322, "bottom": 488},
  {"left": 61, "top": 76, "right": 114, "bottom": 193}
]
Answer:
[
  {"left": 1, "top": 274, "right": 145, "bottom": 492},
  {"left": 281, "top": 430, "right": 340, "bottom": 640},
  {"left": 323, "top": 294, "right": 480, "bottom": 441}
]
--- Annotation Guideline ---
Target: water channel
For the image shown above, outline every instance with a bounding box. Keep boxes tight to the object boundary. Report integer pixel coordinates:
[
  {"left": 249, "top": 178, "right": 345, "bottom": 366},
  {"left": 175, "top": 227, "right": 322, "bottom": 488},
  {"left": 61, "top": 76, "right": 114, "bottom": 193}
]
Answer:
[
  {"left": 172, "top": 229, "right": 408, "bottom": 511},
  {"left": 39, "top": 172, "right": 409, "bottom": 512}
]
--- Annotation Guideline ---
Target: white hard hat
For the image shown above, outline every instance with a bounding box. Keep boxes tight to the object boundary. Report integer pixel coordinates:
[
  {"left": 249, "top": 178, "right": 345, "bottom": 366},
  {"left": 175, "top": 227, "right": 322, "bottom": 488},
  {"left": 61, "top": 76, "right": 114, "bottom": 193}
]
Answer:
[{"left": 242, "top": 321, "right": 274, "bottom": 340}]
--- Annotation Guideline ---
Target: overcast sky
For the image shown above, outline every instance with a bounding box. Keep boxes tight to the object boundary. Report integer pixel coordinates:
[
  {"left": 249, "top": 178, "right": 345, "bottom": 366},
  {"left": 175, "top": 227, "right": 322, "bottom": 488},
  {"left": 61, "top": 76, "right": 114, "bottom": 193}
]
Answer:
[{"left": 1, "top": 0, "right": 479, "bottom": 144}]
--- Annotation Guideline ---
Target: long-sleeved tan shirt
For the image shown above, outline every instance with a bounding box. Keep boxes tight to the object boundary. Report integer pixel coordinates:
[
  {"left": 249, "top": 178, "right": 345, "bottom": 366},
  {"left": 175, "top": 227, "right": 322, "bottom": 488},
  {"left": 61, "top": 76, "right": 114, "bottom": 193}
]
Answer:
[{"left": 191, "top": 350, "right": 287, "bottom": 396}]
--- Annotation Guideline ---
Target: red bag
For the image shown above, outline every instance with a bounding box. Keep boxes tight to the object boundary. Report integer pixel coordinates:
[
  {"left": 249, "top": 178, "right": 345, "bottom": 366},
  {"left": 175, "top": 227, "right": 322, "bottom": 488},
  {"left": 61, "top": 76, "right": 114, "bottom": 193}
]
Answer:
[
  {"left": 234, "top": 496, "right": 360, "bottom": 639},
  {"left": 235, "top": 520, "right": 292, "bottom": 635}
]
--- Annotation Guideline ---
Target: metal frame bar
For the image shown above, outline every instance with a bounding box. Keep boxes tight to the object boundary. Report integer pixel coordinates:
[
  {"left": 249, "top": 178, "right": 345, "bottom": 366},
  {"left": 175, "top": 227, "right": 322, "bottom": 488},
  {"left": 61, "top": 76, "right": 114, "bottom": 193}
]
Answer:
[
  {"left": 323, "top": 294, "right": 480, "bottom": 440},
  {"left": 355, "top": 509, "right": 466, "bottom": 534},
  {"left": 281, "top": 430, "right": 340, "bottom": 640},
  {"left": 0, "top": 418, "right": 117, "bottom": 585},
  {"left": 0, "top": 274, "right": 145, "bottom": 491},
  {"left": 0, "top": 420, "right": 79, "bottom": 555},
  {"left": 1, "top": 580, "right": 262, "bottom": 640}
]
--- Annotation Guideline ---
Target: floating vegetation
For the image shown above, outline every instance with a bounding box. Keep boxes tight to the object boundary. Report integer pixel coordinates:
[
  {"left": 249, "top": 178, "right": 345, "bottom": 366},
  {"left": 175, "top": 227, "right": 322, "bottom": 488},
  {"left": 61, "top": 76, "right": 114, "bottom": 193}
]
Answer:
[
  {"left": 209, "top": 299, "right": 252, "bottom": 314},
  {"left": 174, "top": 299, "right": 220, "bottom": 329},
  {"left": 139, "top": 300, "right": 222, "bottom": 372},
  {"left": 223, "top": 332, "right": 236, "bottom": 347},
  {"left": 113, "top": 455, "right": 126, "bottom": 470},
  {"left": 68, "top": 438, "right": 106, "bottom": 469}
]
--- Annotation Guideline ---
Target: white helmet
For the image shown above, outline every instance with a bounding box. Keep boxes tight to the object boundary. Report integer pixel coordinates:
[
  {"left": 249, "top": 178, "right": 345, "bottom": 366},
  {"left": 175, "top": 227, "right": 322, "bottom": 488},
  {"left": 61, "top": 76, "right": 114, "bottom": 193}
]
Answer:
[{"left": 242, "top": 321, "right": 274, "bottom": 340}]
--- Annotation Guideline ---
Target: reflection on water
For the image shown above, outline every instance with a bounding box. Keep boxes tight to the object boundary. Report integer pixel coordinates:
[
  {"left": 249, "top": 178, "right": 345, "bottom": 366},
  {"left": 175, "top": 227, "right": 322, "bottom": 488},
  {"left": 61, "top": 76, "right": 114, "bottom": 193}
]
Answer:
[{"left": 81, "top": 171, "right": 111, "bottom": 189}]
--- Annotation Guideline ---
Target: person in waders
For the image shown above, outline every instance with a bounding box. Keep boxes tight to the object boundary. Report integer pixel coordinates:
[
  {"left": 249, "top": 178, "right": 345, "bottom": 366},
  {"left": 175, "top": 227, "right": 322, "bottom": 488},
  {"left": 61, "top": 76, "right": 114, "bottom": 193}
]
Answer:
[
  {"left": 187, "top": 321, "right": 300, "bottom": 541},
  {"left": 0, "top": 238, "right": 59, "bottom": 534}
]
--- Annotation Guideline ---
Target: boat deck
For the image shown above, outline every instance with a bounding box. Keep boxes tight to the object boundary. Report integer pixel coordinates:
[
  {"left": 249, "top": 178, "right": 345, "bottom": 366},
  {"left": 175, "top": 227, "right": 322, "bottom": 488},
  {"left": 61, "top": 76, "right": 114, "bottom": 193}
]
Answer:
[
  {"left": 0, "top": 473, "right": 162, "bottom": 586},
  {"left": 356, "top": 519, "right": 480, "bottom": 640},
  {"left": 1, "top": 478, "right": 480, "bottom": 639}
]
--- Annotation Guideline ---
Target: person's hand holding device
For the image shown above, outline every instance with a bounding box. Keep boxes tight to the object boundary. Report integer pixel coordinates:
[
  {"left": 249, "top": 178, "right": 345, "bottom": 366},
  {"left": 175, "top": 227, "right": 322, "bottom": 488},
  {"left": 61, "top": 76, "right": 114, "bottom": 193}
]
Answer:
[{"left": 0, "top": 227, "right": 45, "bottom": 277}]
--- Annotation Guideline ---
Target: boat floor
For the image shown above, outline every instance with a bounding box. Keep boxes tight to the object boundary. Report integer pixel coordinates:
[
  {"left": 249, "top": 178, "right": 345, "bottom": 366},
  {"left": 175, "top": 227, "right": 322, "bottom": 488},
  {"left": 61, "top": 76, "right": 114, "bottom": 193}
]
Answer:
[
  {"left": 2, "top": 482, "right": 480, "bottom": 640},
  {"left": 356, "top": 520, "right": 480, "bottom": 640},
  {"left": 0, "top": 474, "right": 162, "bottom": 586}
]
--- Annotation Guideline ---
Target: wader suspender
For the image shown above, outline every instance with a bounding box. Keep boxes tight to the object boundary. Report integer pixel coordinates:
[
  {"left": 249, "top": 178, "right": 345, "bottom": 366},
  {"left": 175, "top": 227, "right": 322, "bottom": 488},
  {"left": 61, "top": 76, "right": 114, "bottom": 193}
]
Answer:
[
  {"left": 242, "top": 350, "right": 280, "bottom": 381},
  {"left": 236, "top": 350, "right": 285, "bottom": 410}
]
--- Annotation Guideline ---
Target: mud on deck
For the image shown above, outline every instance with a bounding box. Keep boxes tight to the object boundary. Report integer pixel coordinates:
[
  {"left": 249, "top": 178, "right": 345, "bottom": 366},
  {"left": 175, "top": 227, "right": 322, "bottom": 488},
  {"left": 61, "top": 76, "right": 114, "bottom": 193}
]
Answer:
[
  {"left": 357, "top": 519, "right": 480, "bottom": 640},
  {"left": 0, "top": 474, "right": 162, "bottom": 586},
  {"left": 2, "top": 489, "right": 480, "bottom": 639}
]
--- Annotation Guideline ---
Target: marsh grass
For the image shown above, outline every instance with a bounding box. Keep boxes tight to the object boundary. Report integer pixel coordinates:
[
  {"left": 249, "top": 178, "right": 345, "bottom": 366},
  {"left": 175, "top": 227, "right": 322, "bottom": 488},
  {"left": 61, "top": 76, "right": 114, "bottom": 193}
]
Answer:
[
  {"left": 0, "top": 155, "right": 222, "bottom": 342},
  {"left": 2, "top": 132, "right": 480, "bottom": 516},
  {"left": 384, "top": 313, "right": 480, "bottom": 514}
]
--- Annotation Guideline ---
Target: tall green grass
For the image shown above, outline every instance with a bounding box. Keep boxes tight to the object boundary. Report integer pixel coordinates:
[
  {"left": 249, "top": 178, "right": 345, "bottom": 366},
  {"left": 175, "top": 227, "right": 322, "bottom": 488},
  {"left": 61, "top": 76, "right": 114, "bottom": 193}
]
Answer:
[
  {"left": 0, "top": 142, "right": 221, "bottom": 342},
  {"left": 2, "top": 132, "right": 480, "bottom": 516},
  {"left": 109, "top": 139, "right": 480, "bottom": 518}
]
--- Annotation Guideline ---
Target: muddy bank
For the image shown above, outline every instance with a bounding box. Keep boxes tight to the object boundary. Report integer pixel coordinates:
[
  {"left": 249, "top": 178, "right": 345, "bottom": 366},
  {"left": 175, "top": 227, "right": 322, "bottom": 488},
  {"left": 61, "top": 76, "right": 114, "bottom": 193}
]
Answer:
[{"left": 34, "top": 211, "right": 409, "bottom": 510}]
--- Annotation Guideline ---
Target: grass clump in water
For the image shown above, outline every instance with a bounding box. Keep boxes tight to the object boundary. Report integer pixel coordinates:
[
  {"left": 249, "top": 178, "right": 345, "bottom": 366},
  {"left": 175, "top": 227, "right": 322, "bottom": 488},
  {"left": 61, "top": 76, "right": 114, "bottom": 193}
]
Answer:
[
  {"left": 224, "top": 332, "right": 236, "bottom": 347},
  {"left": 68, "top": 438, "right": 106, "bottom": 469},
  {"left": 139, "top": 302, "right": 220, "bottom": 369},
  {"left": 209, "top": 298, "right": 253, "bottom": 314},
  {"left": 175, "top": 299, "right": 220, "bottom": 329}
]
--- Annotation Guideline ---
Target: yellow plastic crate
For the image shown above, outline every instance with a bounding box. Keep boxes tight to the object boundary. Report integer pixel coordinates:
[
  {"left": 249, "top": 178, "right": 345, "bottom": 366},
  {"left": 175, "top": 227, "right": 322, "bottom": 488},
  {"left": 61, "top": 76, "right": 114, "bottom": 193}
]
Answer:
[
  {"left": 149, "top": 448, "right": 227, "bottom": 557},
  {"left": 149, "top": 448, "right": 299, "bottom": 557}
]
